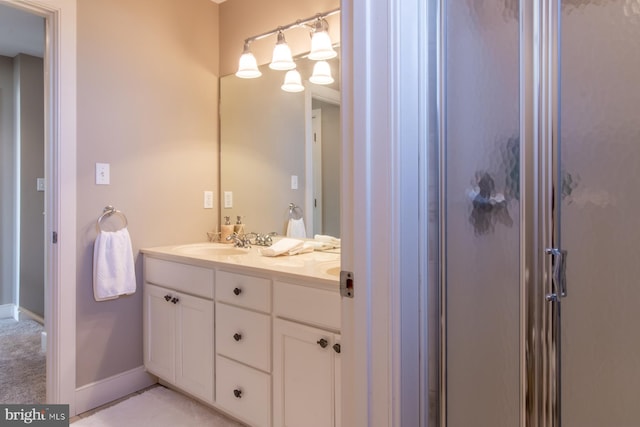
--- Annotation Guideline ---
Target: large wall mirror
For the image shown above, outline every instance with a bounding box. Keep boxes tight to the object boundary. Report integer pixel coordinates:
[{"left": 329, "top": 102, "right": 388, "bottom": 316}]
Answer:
[{"left": 220, "top": 51, "right": 340, "bottom": 238}]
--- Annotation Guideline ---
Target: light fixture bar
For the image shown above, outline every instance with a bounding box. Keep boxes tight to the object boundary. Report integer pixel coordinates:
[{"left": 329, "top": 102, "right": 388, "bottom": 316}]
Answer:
[{"left": 241, "top": 8, "right": 340, "bottom": 46}]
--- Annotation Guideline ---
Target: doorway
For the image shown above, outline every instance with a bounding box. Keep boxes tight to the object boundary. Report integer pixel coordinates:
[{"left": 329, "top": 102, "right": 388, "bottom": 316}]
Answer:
[
  {"left": 436, "top": 1, "right": 640, "bottom": 426},
  {"left": 0, "top": 2, "right": 46, "bottom": 403}
]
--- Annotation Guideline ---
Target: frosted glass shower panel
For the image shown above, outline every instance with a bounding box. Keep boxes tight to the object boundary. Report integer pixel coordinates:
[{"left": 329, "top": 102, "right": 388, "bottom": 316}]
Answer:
[
  {"left": 560, "top": 2, "right": 640, "bottom": 426},
  {"left": 444, "top": 1, "right": 520, "bottom": 426}
]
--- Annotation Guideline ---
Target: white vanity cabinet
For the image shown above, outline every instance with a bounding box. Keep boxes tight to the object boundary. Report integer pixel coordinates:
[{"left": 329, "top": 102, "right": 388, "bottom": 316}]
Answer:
[
  {"left": 215, "top": 270, "right": 272, "bottom": 427},
  {"left": 273, "top": 281, "right": 342, "bottom": 427},
  {"left": 141, "top": 247, "right": 341, "bottom": 427},
  {"left": 143, "top": 258, "right": 215, "bottom": 404}
]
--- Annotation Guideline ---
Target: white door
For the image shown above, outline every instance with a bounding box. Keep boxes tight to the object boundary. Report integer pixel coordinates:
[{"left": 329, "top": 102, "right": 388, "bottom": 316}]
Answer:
[
  {"left": 273, "top": 318, "right": 336, "bottom": 427},
  {"left": 175, "top": 292, "right": 214, "bottom": 403},
  {"left": 144, "top": 284, "right": 176, "bottom": 382}
]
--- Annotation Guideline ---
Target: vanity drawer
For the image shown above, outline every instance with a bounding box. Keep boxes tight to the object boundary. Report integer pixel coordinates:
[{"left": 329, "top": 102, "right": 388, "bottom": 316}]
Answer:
[
  {"left": 216, "top": 355, "right": 271, "bottom": 427},
  {"left": 145, "top": 257, "right": 214, "bottom": 299},
  {"left": 216, "top": 270, "right": 271, "bottom": 312},
  {"left": 216, "top": 302, "right": 271, "bottom": 372},
  {"left": 274, "top": 281, "right": 341, "bottom": 331}
]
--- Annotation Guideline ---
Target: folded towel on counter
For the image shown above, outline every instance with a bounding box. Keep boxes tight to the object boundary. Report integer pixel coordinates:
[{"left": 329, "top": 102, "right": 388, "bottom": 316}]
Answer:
[
  {"left": 93, "top": 228, "right": 136, "bottom": 301},
  {"left": 286, "top": 217, "right": 307, "bottom": 238},
  {"left": 259, "top": 238, "right": 313, "bottom": 257},
  {"left": 314, "top": 234, "right": 341, "bottom": 248}
]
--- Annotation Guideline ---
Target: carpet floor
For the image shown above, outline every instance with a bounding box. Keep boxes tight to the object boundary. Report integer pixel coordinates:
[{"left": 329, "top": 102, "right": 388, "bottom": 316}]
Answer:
[
  {"left": 72, "top": 386, "right": 246, "bottom": 427},
  {"left": 0, "top": 317, "right": 46, "bottom": 404}
]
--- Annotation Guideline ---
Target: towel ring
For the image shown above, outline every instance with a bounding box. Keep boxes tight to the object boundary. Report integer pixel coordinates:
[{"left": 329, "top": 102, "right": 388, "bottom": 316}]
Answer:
[
  {"left": 288, "top": 203, "right": 303, "bottom": 220},
  {"left": 96, "top": 205, "right": 128, "bottom": 232}
]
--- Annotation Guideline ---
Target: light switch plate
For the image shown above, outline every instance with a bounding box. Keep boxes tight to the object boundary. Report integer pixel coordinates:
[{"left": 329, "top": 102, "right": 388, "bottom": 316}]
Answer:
[
  {"left": 224, "top": 191, "right": 233, "bottom": 208},
  {"left": 96, "top": 163, "right": 110, "bottom": 185},
  {"left": 204, "top": 191, "right": 214, "bottom": 209},
  {"left": 37, "top": 178, "right": 45, "bottom": 192},
  {"left": 291, "top": 175, "right": 298, "bottom": 190}
]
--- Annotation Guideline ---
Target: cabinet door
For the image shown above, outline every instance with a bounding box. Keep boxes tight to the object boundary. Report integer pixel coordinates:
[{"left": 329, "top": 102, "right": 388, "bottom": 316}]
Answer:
[
  {"left": 175, "top": 292, "right": 214, "bottom": 404},
  {"left": 273, "top": 318, "right": 337, "bottom": 427},
  {"left": 144, "top": 284, "right": 176, "bottom": 382}
]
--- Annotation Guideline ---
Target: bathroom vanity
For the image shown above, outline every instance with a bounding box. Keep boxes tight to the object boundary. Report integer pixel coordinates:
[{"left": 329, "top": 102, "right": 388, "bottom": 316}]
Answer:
[{"left": 141, "top": 242, "right": 341, "bottom": 427}]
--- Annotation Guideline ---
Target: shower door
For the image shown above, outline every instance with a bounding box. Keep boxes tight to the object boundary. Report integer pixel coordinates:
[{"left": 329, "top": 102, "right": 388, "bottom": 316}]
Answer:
[
  {"left": 439, "top": 0, "right": 640, "bottom": 426},
  {"left": 559, "top": 1, "right": 640, "bottom": 426}
]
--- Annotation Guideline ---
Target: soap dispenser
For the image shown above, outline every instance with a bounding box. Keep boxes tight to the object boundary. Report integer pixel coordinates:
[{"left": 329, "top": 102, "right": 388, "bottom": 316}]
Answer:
[
  {"left": 234, "top": 215, "right": 245, "bottom": 235},
  {"left": 221, "top": 216, "right": 234, "bottom": 243}
]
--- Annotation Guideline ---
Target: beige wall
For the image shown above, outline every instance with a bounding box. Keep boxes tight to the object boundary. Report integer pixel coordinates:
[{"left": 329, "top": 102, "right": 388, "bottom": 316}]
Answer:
[
  {"left": 16, "top": 54, "right": 44, "bottom": 318},
  {"left": 219, "top": 0, "right": 340, "bottom": 76},
  {"left": 76, "top": 0, "right": 219, "bottom": 387}
]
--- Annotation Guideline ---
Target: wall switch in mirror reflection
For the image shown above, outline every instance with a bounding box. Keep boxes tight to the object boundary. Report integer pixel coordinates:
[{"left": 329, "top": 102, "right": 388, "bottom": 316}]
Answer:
[
  {"left": 204, "top": 191, "right": 214, "bottom": 209},
  {"left": 291, "top": 175, "right": 298, "bottom": 190},
  {"left": 224, "top": 191, "right": 233, "bottom": 208}
]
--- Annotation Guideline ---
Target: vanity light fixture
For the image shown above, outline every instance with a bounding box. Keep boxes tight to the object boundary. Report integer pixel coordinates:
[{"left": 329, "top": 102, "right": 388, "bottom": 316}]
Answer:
[
  {"left": 235, "top": 7, "right": 340, "bottom": 90},
  {"left": 281, "top": 69, "right": 305, "bottom": 93},
  {"left": 269, "top": 30, "right": 296, "bottom": 70},
  {"left": 308, "top": 18, "right": 337, "bottom": 61},
  {"left": 309, "top": 60, "right": 334, "bottom": 85},
  {"left": 235, "top": 41, "right": 261, "bottom": 79}
]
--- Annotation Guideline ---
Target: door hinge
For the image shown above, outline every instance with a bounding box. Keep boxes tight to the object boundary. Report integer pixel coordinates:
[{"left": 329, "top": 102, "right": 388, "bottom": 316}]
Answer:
[
  {"left": 340, "top": 270, "right": 354, "bottom": 298},
  {"left": 52, "top": 231, "right": 58, "bottom": 244}
]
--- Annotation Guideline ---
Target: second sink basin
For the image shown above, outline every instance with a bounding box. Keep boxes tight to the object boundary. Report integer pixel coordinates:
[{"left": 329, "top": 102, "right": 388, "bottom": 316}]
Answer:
[{"left": 173, "top": 243, "right": 249, "bottom": 257}]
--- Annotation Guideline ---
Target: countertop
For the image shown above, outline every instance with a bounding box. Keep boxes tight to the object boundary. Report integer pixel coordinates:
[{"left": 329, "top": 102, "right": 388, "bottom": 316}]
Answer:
[{"left": 141, "top": 242, "right": 341, "bottom": 288}]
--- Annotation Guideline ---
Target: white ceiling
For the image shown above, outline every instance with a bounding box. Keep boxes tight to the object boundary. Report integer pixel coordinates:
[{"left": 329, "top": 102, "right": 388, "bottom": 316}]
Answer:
[{"left": 0, "top": 3, "right": 44, "bottom": 58}]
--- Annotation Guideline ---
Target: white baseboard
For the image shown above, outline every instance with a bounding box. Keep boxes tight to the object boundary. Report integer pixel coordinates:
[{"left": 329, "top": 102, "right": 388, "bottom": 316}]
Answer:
[
  {"left": 75, "top": 366, "right": 157, "bottom": 414},
  {"left": 0, "top": 304, "right": 18, "bottom": 319}
]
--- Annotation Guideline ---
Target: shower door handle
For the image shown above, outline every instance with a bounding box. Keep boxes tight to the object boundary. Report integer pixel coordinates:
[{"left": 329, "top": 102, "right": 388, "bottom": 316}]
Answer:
[{"left": 545, "top": 248, "right": 567, "bottom": 302}]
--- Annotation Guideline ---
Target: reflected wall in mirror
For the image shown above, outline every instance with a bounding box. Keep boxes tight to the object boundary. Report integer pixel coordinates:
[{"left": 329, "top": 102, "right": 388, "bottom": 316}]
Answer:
[{"left": 220, "top": 53, "right": 340, "bottom": 238}]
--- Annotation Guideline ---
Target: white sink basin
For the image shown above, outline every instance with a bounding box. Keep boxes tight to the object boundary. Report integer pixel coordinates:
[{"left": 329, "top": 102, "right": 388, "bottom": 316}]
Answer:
[{"left": 173, "top": 243, "right": 249, "bottom": 257}]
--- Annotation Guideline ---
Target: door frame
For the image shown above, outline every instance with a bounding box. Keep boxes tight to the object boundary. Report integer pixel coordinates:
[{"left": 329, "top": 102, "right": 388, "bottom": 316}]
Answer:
[{"left": 4, "top": 0, "right": 77, "bottom": 414}]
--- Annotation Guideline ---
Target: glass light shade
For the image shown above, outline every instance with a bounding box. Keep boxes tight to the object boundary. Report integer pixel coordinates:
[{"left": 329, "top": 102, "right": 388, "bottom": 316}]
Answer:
[
  {"left": 309, "top": 30, "right": 337, "bottom": 61},
  {"left": 281, "top": 70, "right": 304, "bottom": 92},
  {"left": 236, "top": 51, "right": 261, "bottom": 79},
  {"left": 309, "top": 60, "right": 334, "bottom": 85},
  {"left": 269, "top": 32, "right": 296, "bottom": 70}
]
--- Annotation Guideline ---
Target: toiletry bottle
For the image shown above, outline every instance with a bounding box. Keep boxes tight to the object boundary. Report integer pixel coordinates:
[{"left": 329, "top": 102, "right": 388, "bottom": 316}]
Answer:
[
  {"left": 234, "top": 216, "right": 245, "bottom": 235},
  {"left": 221, "top": 216, "right": 234, "bottom": 243}
]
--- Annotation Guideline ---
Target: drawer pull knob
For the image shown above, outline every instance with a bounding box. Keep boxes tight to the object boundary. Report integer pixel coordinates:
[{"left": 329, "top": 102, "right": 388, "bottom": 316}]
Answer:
[
  {"left": 233, "top": 287, "right": 242, "bottom": 296},
  {"left": 233, "top": 333, "right": 242, "bottom": 342},
  {"left": 171, "top": 297, "right": 179, "bottom": 304},
  {"left": 233, "top": 388, "right": 242, "bottom": 399},
  {"left": 333, "top": 343, "right": 341, "bottom": 354},
  {"left": 317, "top": 338, "right": 328, "bottom": 348},
  {"left": 164, "top": 295, "right": 171, "bottom": 302}
]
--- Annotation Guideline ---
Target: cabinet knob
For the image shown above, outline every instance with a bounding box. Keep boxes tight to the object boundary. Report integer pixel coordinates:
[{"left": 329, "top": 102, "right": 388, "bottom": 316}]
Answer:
[
  {"left": 317, "top": 338, "right": 328, "bottom": 348},
  {"left": 233, "top": 333, "right": 242, "bottom": 342},
  {"left": 233, "top": 388, "right": 242, "bottom": 399},
  {"left": 171, "top": 297, "right": 179, "bottom": 304},
  {"left": 164, "top": 294, "right": 171, "bottom": 302},
  {"left": 333, "top": 343, "right": 341, "bottom": 354},
  {"left": 233, "top": 287, "right": 242, "bottom": 296}
]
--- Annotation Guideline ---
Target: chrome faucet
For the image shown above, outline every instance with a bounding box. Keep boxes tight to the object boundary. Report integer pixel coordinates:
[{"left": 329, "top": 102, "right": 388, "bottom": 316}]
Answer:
[
  {"left": 225, "top": 232, "right": 252, "bottom": 248},
  {"left": 253, "top": 232, "right": 277, "bottom": 246}
]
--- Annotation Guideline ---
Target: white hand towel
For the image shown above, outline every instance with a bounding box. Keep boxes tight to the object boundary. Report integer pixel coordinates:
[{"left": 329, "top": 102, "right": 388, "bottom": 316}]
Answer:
[
  {"left": 314, "top": 234, "right": 341, "bottom": 248},
  {"left": 259, "top": 238, "right": 305, "bottom": 257},
  {"left": 286, "top": 217, "right": 307, "bottom": 238},
  {"left": 93, "top": 228, "right": 136, "bottom": 301}
]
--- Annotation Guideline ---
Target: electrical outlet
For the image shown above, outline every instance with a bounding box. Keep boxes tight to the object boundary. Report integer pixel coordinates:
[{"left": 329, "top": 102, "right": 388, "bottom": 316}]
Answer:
[
  {"left": 224, "top": 191, "right": 233, "bottom": 208},
  {"left": 204, "top": 191, "right": 214, "bottom": 209}
]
